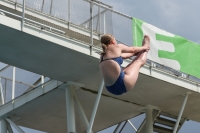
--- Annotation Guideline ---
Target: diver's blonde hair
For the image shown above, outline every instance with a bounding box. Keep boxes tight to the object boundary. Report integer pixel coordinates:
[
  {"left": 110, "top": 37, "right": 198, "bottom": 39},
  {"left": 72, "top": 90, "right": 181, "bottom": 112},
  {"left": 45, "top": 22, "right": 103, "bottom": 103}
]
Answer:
[{"left": 100, "top": 34, "right": 114, "bottom": 54}]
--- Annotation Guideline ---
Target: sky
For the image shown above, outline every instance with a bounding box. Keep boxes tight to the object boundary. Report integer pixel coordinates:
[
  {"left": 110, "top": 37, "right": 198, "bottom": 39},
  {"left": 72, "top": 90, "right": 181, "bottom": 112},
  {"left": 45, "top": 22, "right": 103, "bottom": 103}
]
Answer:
[
  {"left": 99, "top": 0, "right": 200, "bottom": 44},
  {"left": 2, "top": 0, "right": 200, "bottom": 132}
]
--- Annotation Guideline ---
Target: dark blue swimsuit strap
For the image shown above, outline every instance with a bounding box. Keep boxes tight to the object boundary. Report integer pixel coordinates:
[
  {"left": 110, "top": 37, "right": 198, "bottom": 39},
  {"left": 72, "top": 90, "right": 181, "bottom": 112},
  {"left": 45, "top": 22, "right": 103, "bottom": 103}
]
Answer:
[{"left": 100, "top": 54, "right": 121, "bottom": 63}]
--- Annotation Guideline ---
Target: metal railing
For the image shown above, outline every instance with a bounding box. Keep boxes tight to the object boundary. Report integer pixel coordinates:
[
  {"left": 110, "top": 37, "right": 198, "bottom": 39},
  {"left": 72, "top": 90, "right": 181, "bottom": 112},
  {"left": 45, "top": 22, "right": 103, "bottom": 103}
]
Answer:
[
  {"left": 1, "top": 0, "right": 200, "bottom": 84},
  {"left": 0, "top": 75, "right": 35, "bottom": 104}
]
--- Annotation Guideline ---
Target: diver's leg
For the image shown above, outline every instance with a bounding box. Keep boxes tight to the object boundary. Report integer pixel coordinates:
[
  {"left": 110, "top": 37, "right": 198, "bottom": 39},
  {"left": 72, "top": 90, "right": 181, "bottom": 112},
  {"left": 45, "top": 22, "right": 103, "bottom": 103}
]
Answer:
[{"left": 123, "top": 35, "right": 150, "bottom": 91}]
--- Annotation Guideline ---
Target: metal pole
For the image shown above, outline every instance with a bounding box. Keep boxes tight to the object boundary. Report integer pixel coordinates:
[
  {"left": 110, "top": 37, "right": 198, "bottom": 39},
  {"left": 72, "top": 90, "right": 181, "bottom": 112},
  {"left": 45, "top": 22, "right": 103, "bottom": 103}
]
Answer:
[
  {"left": 41, "top": 75, "right": 44, "bottom": 88},
  {"left": 68, "top": 0, "right": 70, "bottom": 28},
  {"left": 4, "top": 79, "right": 6, "bottom": 102},
  {"left": 6, "top": 118, "right": 25, "bottom": 133},
  {"left": 12, "top": 67, "right": 16, "bottom": 100},
  {"left": 0, "top": 77, "right": 5, "bottom": 105},
  {"left": 96, "top": 3, "right": 100, "bottom": 32},
  {"left": 173, "top": 92, "right": 190, "bottom": 133},
  {"left": 90, "top": 0, "right": 93, "bottom": 55},
  {"left": 128, "top": 120, "right": 137, "bottom": 132},
  {"left": 7, "top": 122, "right": 14, "bottom": 133},
  {"left": 50, "top": 0, "right": 53, "bottom": 15},
  {"left": 87, "top": 79, "right": 104, "bottom": 133},
  {"left": 103, "top": 11, "right": 106, "bottom": 34},
  {"left": 65, "top": 85, "right": 76, "bottom": 133},
  {"left": 21, "top": 0, "right": 25, "bottom": 31},
  {"left": 146, "top": 107, "right": 153, "bottom": 133},
  {"left": 41, "top": 75, "right": 44, "bottom": 83},
  {"left": 113, "top": 122, "right": 122, "bottom": 133},
  {"left": 41, "top": 0, "right": 45, "bottom": 12},
  {"left": 0, "top": 119, "right": 7, "bottom": 133},
  {"left": 99, "top": 5, "right": 101, "bottom": 34},
  {"left": 73, "top": 89, "right": 93, "bottom": 133},
  {"left": 119, "top": 121, "right": 128, "bottom": 133}
]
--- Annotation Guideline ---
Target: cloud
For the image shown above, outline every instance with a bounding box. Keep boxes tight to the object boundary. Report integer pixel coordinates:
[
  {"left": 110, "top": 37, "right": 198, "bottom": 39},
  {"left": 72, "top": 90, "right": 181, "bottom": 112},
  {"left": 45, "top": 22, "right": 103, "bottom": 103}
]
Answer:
[{"left": 99, "top": 0, "right": 200, "bottom": 44}]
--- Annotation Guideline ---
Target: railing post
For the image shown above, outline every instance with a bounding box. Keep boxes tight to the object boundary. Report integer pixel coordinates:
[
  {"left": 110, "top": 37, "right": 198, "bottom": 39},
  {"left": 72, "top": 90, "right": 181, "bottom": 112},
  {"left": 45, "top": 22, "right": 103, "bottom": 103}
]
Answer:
[
  {"left": 68, "top": 0, "right": 70, "bottom": 29},
  {"left": 12, "top": 67, "right": 16, "bottom": 100},
  {"left": 90, "top": 0, "right": 93, "bottom": 55},
  {"left": 21, "top": 0, "right": 25, "bottom": 31},
  {"left": 41, "top": 0, "right": 45, "bottom": 12},
  {"left": 50, "top": 0, "right": 53, "bottom": 15},
  {"left": 96, "top": 3, "right": 100, "bottom": 32},
  {"left": 103, "top": 11, "right": 106, "bottom": 34}
]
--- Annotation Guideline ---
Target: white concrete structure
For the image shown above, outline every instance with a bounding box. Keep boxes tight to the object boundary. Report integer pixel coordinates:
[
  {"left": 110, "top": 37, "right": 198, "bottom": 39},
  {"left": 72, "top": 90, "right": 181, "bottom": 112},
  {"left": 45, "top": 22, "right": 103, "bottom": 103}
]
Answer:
[{"left": 0, "top": 0, "right": 200, "bottom": 132}]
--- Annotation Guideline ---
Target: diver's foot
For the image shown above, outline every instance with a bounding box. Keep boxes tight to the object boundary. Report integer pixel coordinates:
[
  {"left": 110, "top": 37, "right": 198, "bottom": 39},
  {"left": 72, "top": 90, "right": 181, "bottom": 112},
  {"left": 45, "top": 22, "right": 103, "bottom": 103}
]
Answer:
[{"left": 142, "top": 35, "right": 150, "bottom": 52}]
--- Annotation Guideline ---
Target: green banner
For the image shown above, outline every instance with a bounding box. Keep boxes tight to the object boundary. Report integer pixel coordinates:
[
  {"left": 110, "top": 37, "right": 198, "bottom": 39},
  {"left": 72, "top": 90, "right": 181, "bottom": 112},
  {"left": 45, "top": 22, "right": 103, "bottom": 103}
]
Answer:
[{"left": 133, "top": 18, "right": 200, "bottom": 78}]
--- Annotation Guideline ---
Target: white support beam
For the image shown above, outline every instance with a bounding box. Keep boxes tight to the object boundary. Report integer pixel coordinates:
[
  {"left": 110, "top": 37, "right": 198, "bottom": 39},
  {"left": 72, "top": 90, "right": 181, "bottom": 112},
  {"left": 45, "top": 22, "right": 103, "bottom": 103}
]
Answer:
[
  {"left": 41, "top": 75, "right": 44, "bottom": 88},
  {"left": 173, "top": 92, "right": 191, "bottom": 133},
  {"left": 0, "top": 77, "right": 5, "bottom": 105},
  {"left": 73, "top": 89, "right": 93, "bottom": 133},
  {"left": 65, "top": 85, "right": 76, "bottom": 133},
  {"left": 61, "top": 81, "right": 84, "bottom": 133},
  {"left": 146, "top": 107, "right": 153, "bottom": 133},
  {"left": 12, "top": 66, "right": 16, "bottom": 100},
  {"left": 7, "top": 121, "right": 14, "bottom": 133},
  {"left": 127, "top": 120, "right": 137, "bottom": 132},
  {"left": 138, "top": 105, "right": 159, "bottom": 133},
  {"left": 87, "top": 79, "right": 104, "bottom": 133},
  {"left": 1, "top": 119, "right": 7, "bottom": 133},
  {"left": 6, "top": 118, "right": 25, "bottom": 133}
]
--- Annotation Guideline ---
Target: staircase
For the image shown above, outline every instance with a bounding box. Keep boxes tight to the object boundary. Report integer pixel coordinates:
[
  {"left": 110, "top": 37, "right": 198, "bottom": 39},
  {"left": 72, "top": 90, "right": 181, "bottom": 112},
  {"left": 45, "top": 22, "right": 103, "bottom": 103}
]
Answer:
[{"left": 137, "top": 111, "right": 186, "bottom": 133}]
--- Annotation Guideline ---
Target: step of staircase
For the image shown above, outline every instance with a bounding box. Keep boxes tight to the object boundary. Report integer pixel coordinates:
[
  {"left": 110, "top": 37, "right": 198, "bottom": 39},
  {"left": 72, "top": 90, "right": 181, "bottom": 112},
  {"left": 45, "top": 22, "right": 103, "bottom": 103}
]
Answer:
[{"left": 153, "top": 125, "right": 173, "bottom": 133}]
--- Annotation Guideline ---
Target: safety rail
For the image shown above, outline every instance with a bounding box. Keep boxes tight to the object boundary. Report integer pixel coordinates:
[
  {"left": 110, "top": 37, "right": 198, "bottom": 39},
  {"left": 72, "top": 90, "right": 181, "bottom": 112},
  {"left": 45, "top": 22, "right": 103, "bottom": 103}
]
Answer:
[
  {"left": 0, "top": 79, "right": 54, "bottom": 108},
  {"left": 0, "top": 75, "right": 40, "bottom": 105},
  {"left": 0, "top": 0, "right": 199, "bottom": 85},
  {"left": 0, "top": 8, "right": 65, "bottom": 34}
]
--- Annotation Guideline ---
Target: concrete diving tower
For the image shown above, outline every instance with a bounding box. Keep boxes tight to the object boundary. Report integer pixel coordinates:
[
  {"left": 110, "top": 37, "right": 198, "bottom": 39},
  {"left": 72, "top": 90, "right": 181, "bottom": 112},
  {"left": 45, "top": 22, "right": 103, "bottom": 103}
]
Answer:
[{"left": 0, "top": 0, "right": 200, "bottom": 133}]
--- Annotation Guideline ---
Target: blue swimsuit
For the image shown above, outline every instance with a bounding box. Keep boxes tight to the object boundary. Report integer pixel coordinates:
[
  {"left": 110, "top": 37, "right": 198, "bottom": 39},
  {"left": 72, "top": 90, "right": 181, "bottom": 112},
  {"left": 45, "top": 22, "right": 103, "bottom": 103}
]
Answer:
[{"left": 100, "top": 55, "right": 127, "bottom": 95}]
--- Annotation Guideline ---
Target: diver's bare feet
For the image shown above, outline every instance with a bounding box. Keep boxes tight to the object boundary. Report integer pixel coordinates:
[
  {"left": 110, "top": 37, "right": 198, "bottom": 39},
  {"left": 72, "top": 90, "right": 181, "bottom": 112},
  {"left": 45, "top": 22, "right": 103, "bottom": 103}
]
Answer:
[{"left": 142, "top": 35, "right": 150, "bottom": 52}]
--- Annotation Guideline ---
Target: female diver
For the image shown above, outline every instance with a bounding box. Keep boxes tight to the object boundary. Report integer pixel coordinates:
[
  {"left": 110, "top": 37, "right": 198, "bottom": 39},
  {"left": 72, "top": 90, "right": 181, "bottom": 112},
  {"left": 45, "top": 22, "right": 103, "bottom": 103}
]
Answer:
[{"left": 99, "top": 34, "right": 150, "bottom": 95}]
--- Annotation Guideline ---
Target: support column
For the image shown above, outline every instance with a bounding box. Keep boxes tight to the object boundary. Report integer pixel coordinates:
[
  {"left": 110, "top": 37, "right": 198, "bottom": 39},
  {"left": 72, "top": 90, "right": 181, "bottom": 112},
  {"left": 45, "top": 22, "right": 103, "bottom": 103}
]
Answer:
[
  {"left": 12, "top": 66, "right": 16, "bottom": 100},
  {"left": 1, "top": 119, "right": 7, "bottom": 133},
  {"left": 60, "top": 81, "right": 85, "bottom": 133},
  {"left": 0, "top": 78, "right": 5, "bottom": 105},
  {"left": 146, "top": 107, "right": 153, "bottom": 133},
  {"left": 7, "top": 121, "right": 14, "bottom": 133},
  {"left": 6, "top": 118, "right": 25, "bottom": 133},
  {"left": 41, "top": 75, "right": 44, "bottom": 88},
  {"left": 138, "top": 105, "right": 159, "bottom": 133},
  {"left": 65, "top": 85, "right": 76, "bottom": 133},
  {"left": 173, "top": 92, "right": 191, "bottom": 133},
  {"left": 73, "top": 89, "right": 93, "bottom": 133},
  {"left": 87, "top": 79, "right": 104, "bottom": 133}
]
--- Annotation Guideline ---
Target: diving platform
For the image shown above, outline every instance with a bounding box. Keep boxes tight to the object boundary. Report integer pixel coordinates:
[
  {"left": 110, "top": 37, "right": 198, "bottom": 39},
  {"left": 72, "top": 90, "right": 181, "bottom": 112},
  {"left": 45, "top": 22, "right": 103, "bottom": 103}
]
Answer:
[{"left": 0, "top": 0, "right": 200, "bottom": 133}]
